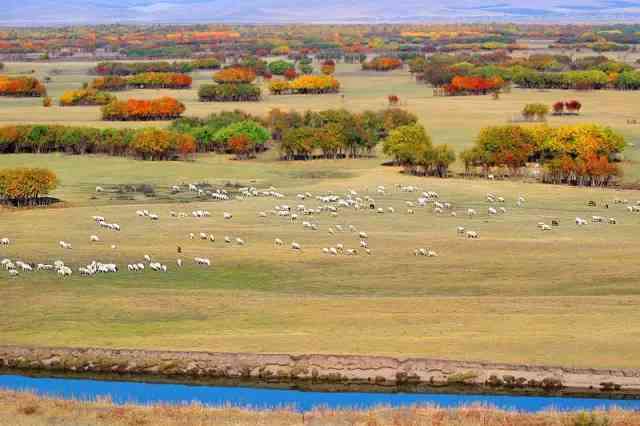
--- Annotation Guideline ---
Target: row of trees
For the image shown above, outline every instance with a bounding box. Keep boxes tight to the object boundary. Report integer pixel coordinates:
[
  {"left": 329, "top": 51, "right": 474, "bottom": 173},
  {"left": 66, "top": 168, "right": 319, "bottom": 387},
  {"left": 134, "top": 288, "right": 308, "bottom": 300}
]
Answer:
[
  {"left": 362, "top": 57, "right": 403, "bottom": 71},
  {"left": 461, "top": 124, "right": 625, "bottom": 186},
  {"left": 198, "top": 83, "right": 261, "bottom": 102},
  {"left": 0, "top": 76, "right": 47, "bottom": 97},
  {"left": 382, "top": 124, "right": 456, "bottom": 177},
  {"left": 59, "top": 89, "right": 115, "bottom": 106},
  {"left": 268, "top": 75, "right": 340, "bottom": 95},
  {"left": 91, "top": 59, "right": 221, "bottom": 76},
  {"left": 0, "top": 125, "right": 196, "bottom": 160},
  {"left": 127, "top": 72, "right": 192, "bottom": 89},
  {"left": 90, "top": 76, "right": 128, "bottom": 91},
  {"left": 444, "top": 75, "right": 505, "bottom": 95},
  {"left": 0, "top": 167, "right": 58, "bottom": 206},
  {"left": 101, "top": 97, "right": 186, "bottom": 121}
]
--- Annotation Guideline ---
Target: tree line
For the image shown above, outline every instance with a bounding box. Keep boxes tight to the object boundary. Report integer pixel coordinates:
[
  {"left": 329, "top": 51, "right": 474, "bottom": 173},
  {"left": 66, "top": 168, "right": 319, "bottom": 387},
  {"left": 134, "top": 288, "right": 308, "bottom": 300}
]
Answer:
[
  {"left": 0, "top": 125, "right": 195, "bottom": 161},
  {"left": 268, "top": 75, "right": 340, "bottom": 95},
  {"left": 0, "top": 76, "right": 47, "bottom": 97},
  {"left": 90, "top": 59, "right": 221, "bottom": 76},
  {"left": 101, "top": 97, "right": 186, "bottom": 121}
]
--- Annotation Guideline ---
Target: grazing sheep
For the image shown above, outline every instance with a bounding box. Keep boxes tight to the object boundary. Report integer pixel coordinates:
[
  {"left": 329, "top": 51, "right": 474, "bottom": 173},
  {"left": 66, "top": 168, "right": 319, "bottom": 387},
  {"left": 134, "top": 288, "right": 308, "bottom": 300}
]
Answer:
[
  {"left": 209, "top": 234, "right": 215, "bottom": 242},
  {"left": 466, "top": 231, "right": 479, "bottom": 239},
  {"left": 235, "top": 238, "right": 245, "bottom": 246},
  {"left": 291, "top": 242, "right": 302, "bottom": 251},
  {"left": 329, "top": 247, "right": 338, "bottom": 256},
  {"left": 608, "top": 218, "right": 617, "bottom": 224},
  {"left": 177, "top": 259, "right": 183, "bottom": 268},
  {"left": 575, "top": 217, "right": 588, "bottom": 226},
  {"left": 322, "top": 248, "right": 329, "bottom": 254},
  {"left": 0, "top": 238, "right": 10, "bottom": 246},
  {"left": 359, "top": 231, "right": 368, "bottom": 239},
  {"left": 90, "top": 235, "right": 100, "bottom": 243},
  {"left": 488, "top": 207, "right": 497, "bottom": 215},
  {"left": 95, "top": 186, "right": 104, "bottom": 192},
  {"left": 224, "top": 236, "right": 232, "bottom": 244},
  {"left": 144, "top": 254, "right": 151, "bottom": 262},
  {"left": 457, "top": 226, "right": 465, "bottom": 235},
  {"left": 552, "top": 220, "right": 560, "bottom": 226},
  {"left": 59, "top": 241, "right": 72, "bottom": 250},
  {"left": 8, "top": 269, "right": 19, "bottom": 277},
  {"left": 274, "top": 238, "right": 284, "bottom": 246},
  {"left": 223, "top": 212, "right": 233, "bottom": 220},
  {"left": 541, "top": 224, "right": 552, "bottom": 231},
  {"left": 407, "top": 209, "right": 415, "bottom": 214},
  {"left": 467, "top": 208, "right": 477, "bottom": 217}
]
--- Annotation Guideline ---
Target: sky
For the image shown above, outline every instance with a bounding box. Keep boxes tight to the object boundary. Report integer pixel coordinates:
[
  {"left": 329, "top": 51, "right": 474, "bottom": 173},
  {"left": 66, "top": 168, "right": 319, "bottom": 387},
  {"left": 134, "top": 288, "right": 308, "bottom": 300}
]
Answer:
[{"left": 3, "top": 0, "right": 640, "bottom": 25}]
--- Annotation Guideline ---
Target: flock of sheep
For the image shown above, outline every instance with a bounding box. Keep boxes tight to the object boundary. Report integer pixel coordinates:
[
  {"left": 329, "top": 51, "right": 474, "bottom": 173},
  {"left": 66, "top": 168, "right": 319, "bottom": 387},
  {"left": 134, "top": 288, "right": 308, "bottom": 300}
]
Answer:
[{"left": 1, "top": 181, "right": 633, "bottom": 279}]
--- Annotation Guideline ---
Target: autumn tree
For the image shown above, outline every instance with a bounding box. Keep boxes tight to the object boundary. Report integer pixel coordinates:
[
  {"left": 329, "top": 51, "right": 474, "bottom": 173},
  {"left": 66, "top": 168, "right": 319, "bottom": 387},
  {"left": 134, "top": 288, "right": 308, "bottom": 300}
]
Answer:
[{"left": 0, "top": 167, "right": 58, "bottom": 206}]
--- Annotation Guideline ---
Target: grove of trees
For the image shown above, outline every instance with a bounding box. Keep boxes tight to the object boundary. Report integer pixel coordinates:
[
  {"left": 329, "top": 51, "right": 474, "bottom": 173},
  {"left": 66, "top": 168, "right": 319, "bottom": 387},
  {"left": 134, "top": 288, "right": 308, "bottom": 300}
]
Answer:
[
  {"left": 198, "top": 83, "right": 261, "bottom": 102},
  {"left": 59, "top": 89, "right": 116, "bottom": 106},
  {"left": 0, "top": 76, "right": 47, "bottom": 97},
  {"left": 101, "top": 97, "right": 186, "bottom": 121},
  {"left": 0, "top": 125, "right": 195, "bottom": 160},
  {"left": 382, "top": 124, "right": 455, "bottom": 177},
  {"left": 362, "top": 57, "right": 403, "bottom": 71},
  {"left": 0, "top": 167, "right": 58, "bottom": 206},
  {"left": 461, "top": 124, "right": 625, "bottom": 186},
  {"left": 268, "top": 75, "right": 340, "bottom": 95},
  {"left": 126, "top": 72, "right": 192, "bottom": 89}
]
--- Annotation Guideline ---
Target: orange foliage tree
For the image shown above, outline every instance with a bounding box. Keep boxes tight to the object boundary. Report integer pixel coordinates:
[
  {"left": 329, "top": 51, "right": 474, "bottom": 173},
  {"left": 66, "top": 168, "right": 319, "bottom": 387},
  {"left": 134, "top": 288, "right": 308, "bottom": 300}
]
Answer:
[
  {"left": 0, "top": 76, "right": 47, "bottom": 97},
  {"left": 101, "top": 97, "right": 186, "bottom": 121},
  {"left": 0, "top": 167, "right": 58, "bottom": 206}
]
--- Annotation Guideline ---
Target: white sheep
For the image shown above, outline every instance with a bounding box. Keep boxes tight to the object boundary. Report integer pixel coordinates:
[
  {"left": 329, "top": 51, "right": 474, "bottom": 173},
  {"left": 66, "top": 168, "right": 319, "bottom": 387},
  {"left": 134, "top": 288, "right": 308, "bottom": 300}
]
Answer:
[{"left": 291, "top": 242, "right": 302, "bottom": 251}]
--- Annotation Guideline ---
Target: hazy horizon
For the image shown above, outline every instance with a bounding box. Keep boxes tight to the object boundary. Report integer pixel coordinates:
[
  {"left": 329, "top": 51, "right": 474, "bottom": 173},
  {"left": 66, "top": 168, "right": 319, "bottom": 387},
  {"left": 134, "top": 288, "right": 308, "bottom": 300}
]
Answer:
[{"left": 3, "top": 0, "right": 640, "bottom": 26}]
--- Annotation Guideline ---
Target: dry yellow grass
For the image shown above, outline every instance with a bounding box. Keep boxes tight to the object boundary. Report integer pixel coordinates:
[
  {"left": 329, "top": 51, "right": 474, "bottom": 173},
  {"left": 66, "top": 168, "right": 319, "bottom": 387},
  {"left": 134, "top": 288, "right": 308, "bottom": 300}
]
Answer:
[{"left": 2, "top": 390, "right": 638, "bottom": 426}]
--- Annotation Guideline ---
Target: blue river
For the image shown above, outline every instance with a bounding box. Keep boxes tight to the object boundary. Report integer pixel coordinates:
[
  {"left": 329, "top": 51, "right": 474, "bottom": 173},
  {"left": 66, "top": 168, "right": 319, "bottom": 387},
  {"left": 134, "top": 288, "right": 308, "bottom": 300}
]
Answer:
[{"left": 1, "top": 374, "right": 640, "bottom": 412}]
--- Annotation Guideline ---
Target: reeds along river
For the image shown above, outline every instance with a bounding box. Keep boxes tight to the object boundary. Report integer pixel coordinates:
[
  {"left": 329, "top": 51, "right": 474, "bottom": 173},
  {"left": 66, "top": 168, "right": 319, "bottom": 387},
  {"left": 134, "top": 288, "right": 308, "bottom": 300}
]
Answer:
[{"left": 2, "top": 374, "right": 640, "bottom": 413}]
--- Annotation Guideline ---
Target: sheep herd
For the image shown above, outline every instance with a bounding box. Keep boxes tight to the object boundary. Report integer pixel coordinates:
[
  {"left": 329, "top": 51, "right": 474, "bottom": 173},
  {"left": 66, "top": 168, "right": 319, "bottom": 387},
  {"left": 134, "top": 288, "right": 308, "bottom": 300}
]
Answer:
[{"left": 1, "top": 181, "right": 635, "bottom": 280}]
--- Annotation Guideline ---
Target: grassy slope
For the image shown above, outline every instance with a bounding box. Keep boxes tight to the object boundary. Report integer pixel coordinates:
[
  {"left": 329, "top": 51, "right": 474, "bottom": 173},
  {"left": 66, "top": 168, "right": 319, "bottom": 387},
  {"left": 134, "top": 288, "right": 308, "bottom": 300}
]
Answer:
[{"left": 1, "top": 154, "right": 640, "bottom": 367}]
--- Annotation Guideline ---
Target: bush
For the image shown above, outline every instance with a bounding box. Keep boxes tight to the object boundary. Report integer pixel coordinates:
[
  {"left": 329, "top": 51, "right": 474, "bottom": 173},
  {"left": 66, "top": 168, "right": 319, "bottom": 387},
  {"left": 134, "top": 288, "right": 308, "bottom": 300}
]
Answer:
[
  {"left": 59, "top": 89, "right": 116, "bottom": 106},
  {"left": 198, "top": 83, "right": 260, "bottom": 102},
  {"left": 190, "top": 58, "right": 222, "bottom": 70},
  {"left": 101, "top": 97, "right": 185, "bottom": 121},
  {"left": 42, "top": 97, "right": 52, "bottom": 107}
]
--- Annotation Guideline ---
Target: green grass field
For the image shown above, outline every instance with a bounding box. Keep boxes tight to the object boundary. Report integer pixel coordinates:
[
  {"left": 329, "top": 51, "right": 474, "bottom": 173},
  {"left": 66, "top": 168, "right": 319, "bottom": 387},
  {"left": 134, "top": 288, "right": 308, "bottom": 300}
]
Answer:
[{"left": 1, "top": 62, "right": 640, "bottom": 369}]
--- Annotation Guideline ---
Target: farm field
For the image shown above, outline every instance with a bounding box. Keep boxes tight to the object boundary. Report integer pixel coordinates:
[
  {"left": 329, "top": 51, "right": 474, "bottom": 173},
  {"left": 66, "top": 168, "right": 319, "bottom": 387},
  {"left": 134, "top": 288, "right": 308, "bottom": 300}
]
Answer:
[
  {"left": 1, "top": 61, "right": 640, "bottom": 181},
  {"left": 2, "top": 152, "right": 640, "bottom": 368}
]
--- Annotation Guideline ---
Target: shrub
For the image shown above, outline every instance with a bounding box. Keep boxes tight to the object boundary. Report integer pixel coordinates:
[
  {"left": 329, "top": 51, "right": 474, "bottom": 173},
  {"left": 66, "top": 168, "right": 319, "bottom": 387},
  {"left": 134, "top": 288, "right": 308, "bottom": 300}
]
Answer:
[
  {"left": 190, "top": 58, "right": 222, "bottom": 70},
  {"left": 552, "top": 101, "right": 565, "bottom": 115},
  {"left": 566, "top": 100, "right": 582, "bottom": 114},
  {"left": 321, "top": 60, "right": 336, "bottom": 75},
  {"left": 42, "top": 97, "right": 52, "bottom": 107},
  {"left": 198, "top": 83, "right": 260, "bottom": 102},
  {"left": 388, "top": 95, "right": 399, "bottom": 106},
  {"left": 59, "top": 89, "right": 116, "bottom": 106}
]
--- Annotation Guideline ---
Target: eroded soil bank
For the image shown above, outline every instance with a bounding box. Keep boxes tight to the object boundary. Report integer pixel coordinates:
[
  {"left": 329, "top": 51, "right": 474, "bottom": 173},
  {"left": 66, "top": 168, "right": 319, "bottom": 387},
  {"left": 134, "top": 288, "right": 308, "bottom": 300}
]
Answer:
[{"left": 1, "top": 345, "right": 639, "bottom": 397}]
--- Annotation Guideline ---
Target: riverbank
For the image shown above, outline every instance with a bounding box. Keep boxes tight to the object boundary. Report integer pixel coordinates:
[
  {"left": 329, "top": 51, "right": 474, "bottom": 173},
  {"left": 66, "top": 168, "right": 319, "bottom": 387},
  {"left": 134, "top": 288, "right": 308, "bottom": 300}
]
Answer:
[
  {"left": 2, "top": 346, "right": 640, "bottom": 397},
  {"left": 1, "top": 389, "right": 638, "bottom": 426}
]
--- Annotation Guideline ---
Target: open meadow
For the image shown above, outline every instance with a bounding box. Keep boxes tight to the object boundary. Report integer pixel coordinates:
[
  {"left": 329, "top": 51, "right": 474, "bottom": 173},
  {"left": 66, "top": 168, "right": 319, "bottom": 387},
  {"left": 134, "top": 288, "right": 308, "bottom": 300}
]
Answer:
[
  {"left": 2, "top": 151, "right": 640, "bottom": 368},
  {"left": 2, "top": 58, "right": 640, "bottom": 370}
]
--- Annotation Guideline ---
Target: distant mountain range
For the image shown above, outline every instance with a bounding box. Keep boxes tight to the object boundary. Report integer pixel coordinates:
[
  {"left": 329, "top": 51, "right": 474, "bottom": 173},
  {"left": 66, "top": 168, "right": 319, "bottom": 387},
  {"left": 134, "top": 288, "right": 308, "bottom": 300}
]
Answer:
[{"left": 4, "top": 0, "right": 640, "bottom": 25}]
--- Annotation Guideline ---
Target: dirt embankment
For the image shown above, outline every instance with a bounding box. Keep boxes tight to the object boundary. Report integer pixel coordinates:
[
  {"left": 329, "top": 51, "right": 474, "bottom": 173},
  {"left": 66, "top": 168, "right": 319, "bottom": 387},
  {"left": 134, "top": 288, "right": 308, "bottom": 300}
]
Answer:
[{"left": 2, "top": 345, "right": 640, "bottom": 396}]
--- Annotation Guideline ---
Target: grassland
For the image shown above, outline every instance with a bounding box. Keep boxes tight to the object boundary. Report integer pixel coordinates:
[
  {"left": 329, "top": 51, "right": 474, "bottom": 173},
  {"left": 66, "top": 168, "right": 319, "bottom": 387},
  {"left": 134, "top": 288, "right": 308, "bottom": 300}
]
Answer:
[
  {"left": 1, "top": 61, "right": 640, "bottom": 369},
  {"left": 1, "top": 152, "right": 640, "bottom": 368},
  {"left": 1, "top": 390, "right": 636, "bottom": 426}
]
